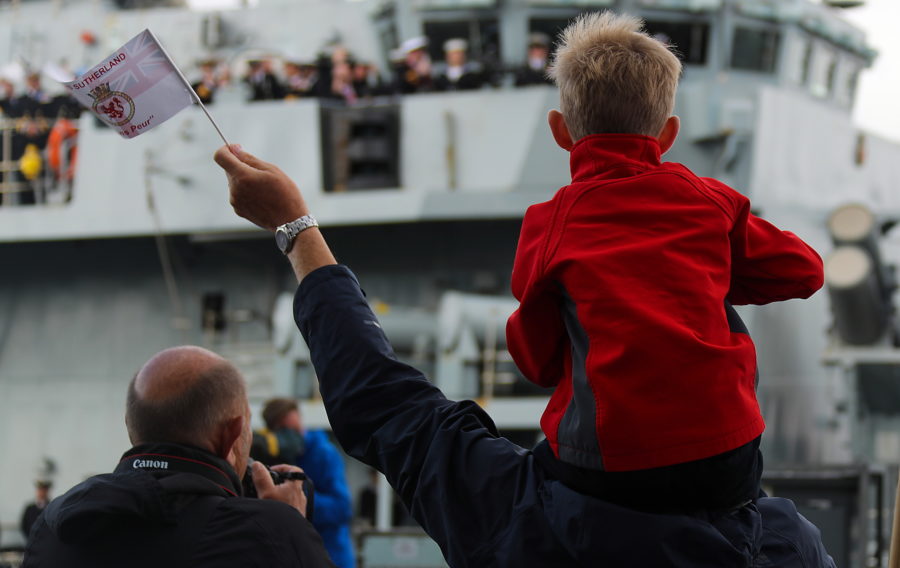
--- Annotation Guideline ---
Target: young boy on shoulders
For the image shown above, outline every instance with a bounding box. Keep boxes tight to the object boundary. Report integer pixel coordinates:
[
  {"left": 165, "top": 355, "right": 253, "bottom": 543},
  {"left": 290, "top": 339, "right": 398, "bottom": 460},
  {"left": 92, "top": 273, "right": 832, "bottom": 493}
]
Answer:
[{"left": 507, "top": 11, "right": 824, "bottom": 513}]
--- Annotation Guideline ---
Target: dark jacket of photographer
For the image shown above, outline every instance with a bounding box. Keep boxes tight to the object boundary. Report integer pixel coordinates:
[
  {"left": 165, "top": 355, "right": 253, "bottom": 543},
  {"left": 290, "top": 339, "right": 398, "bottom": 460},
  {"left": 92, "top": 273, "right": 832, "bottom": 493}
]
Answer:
[{"left": 22, "top": 443, "right": 334, "bottom": 568}]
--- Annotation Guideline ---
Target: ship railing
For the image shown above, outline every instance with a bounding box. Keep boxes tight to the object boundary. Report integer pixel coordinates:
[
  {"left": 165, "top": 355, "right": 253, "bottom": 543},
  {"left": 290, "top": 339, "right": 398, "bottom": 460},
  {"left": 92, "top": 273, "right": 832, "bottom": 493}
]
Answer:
[
  {"left": 0, "top": 117, "right": 25, "bottom": 207},
  {"left": 0, "top": 114, "right": 77, "bottom": 208}
]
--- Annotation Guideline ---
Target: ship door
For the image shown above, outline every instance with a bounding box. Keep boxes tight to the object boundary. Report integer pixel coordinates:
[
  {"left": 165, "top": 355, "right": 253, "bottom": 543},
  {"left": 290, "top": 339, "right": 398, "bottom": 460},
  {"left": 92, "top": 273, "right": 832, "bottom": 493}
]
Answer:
[{"left": 320, "top": 104, "right": 401, "bottom": 192}]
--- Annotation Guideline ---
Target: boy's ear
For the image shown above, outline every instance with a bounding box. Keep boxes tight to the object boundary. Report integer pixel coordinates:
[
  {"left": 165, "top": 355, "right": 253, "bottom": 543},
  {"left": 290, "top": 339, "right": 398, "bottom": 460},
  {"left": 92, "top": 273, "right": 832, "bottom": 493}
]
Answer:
[
  {"left": 548, "top": 110, "right": 574, "bottom": 151},
  {"left": 657, "top": 116, "right": 680, "bottom": 154}
]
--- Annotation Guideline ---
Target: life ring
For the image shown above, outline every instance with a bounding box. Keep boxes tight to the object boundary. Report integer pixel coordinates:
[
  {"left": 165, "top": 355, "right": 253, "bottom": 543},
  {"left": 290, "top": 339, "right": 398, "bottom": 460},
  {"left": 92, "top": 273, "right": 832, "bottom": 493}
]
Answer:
[{"left": 47, "top": 118, "right": 79, "bottom": 181}]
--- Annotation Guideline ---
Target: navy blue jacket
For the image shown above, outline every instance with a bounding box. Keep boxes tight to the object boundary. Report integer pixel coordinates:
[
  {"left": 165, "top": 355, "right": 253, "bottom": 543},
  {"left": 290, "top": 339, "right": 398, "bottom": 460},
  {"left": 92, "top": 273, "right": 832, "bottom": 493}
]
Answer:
[{"left": 294, "top": 265, "right": 835, "bottom": 568}]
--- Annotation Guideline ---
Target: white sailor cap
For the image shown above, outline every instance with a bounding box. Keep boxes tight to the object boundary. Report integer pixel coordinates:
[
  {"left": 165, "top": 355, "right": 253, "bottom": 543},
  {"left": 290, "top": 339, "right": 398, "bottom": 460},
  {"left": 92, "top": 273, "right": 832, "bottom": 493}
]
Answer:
[
  {"left": 528, "top": 32, "right": 551, "bottom": 47},
  {"left": 443, "top": 38, "right": 468, "bottom": 53},
  {"left": 400, "top": 36, "right": 429, "bottom": 54}
]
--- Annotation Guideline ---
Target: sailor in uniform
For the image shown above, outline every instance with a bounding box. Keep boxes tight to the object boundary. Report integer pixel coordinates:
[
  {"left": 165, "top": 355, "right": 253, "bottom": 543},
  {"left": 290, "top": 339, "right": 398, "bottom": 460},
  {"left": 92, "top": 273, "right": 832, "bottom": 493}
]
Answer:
[{"left": 434, "top": 38, "right": 484, "bottom": 92}]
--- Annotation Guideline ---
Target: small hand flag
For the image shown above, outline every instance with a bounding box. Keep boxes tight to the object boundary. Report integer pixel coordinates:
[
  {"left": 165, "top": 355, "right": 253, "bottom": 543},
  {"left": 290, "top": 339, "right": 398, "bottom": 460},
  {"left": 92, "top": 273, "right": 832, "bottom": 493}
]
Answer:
[{"left": 56, "top": 29, "right": 227, "bottom": 144}]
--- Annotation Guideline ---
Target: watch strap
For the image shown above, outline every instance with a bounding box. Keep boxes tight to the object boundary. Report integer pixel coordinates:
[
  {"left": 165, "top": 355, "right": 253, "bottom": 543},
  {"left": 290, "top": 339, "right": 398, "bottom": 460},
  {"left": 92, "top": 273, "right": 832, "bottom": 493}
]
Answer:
[{"left": 278, "top": 214, "right": 318, "bottom": 253}]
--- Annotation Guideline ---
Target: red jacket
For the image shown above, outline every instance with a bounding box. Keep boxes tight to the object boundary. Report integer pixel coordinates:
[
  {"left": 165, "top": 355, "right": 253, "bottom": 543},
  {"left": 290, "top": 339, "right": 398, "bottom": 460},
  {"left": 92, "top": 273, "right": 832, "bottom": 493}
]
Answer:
[{"left": 507, "top": 134, "right": 824, "bottom": 472}]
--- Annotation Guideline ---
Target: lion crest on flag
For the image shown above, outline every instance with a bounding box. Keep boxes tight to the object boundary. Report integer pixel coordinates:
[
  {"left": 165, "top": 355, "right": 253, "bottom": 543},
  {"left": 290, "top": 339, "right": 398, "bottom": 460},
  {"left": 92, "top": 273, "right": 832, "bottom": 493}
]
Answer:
[{"left": 89, "top": 83, "right": 136, "bottom": 127}]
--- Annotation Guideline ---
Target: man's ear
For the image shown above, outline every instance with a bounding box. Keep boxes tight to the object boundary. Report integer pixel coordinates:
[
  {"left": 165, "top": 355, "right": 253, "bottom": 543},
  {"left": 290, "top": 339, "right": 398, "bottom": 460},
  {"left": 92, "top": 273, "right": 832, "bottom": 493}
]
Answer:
[
  {"left": 657, "top": 116, "right": 680, "bottom": 154},
  {"left": 213, "top": 414, "right": 245, "bottom": 462},
  {"left": 548, "top": 110, "right": 574, "bottom": 151}
]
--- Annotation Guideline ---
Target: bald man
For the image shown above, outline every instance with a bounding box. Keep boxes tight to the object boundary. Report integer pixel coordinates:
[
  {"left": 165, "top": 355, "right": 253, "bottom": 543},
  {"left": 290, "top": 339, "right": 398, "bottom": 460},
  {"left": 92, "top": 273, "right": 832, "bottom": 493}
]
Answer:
[{"left": 22, "top": 346, "right": 334, "bottom": 568}]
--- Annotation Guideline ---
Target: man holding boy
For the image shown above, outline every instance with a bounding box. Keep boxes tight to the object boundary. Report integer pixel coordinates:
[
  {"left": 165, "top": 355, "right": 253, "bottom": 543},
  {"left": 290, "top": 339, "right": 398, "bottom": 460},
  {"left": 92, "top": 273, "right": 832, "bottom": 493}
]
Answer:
[{"left": 214, "top": 11, "right": 832, "bottom": 567}]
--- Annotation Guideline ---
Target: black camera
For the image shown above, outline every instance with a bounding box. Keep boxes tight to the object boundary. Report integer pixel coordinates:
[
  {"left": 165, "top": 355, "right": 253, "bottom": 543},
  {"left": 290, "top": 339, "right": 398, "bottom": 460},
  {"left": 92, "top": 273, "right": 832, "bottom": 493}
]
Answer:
[{"left": 243, "top": 460, "right": 315, "bottom": 522}]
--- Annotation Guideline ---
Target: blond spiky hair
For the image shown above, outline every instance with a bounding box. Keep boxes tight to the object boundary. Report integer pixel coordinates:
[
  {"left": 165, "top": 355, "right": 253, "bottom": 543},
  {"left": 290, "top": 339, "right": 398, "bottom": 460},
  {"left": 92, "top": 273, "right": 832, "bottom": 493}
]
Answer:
[{"left": 549, "top": 11, "right": 682, "bottom": 140}]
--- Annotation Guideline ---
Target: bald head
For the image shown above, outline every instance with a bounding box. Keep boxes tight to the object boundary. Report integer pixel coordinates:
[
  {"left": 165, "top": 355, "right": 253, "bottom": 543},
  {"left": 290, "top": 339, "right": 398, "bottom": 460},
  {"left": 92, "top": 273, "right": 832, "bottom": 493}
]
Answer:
[
  {"left": 133, "top": 346, "right": 229, "bottom": 400},
  {"left": 126, "top": 346, "right": 247, "bottom": 448}
]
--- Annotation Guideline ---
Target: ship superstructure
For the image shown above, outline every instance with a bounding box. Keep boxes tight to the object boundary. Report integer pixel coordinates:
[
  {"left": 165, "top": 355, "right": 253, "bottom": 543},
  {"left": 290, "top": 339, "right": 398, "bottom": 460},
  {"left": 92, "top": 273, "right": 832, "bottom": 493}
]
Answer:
[{"left": 1, "top": 0, "right": 899, "bottom": 565}]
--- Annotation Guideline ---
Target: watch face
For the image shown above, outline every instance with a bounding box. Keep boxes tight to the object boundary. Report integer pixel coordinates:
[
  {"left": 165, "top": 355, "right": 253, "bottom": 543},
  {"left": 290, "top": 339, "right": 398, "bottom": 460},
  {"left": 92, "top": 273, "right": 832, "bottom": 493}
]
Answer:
[{"left": 275, "top": 229, "right": 289, "bottom": 252}]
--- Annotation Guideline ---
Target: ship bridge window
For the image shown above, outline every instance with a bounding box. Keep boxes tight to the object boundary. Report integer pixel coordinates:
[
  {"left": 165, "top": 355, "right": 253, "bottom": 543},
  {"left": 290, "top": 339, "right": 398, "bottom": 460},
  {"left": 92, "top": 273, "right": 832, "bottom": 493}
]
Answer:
[
  {"left": 825, "top": 58, "right": 838, "bottom": 96},
  {"left": 730, "top": 27, "right": 780, "bottom": 73},
  {"left": 800, "top": 40, "right": 813, "bottom": 85},
  {"left": 644, "top": 20, "right": 710, "bottom": 65},
  {"left": 527, "top": 17, "right": 709, "bottom": 65},
  {"left": 809, "top": 49, "right": 837, "bottom": 99},
  {"left": 828, "top": 58, "right": 861, "bottom": 107},
  {"left": 846, "top": 67, "right": 861, "bottom": 105}
]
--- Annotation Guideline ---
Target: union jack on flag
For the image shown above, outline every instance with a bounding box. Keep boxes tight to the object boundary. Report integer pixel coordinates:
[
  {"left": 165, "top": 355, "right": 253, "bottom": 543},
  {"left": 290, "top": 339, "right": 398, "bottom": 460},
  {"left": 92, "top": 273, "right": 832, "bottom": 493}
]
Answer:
[
  {"left": 106, "top": 31, "right": 181, "bottom": 99},
  {"left": 61, "top": 29, "right": 196, "bottom": 139}
]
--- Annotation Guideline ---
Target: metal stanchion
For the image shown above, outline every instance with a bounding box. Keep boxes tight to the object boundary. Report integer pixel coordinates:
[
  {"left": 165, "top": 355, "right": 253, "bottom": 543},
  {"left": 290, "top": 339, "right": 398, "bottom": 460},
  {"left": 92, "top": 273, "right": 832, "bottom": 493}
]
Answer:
[{"left": 890, "top": 473, "right": 900, "bottom": 568}]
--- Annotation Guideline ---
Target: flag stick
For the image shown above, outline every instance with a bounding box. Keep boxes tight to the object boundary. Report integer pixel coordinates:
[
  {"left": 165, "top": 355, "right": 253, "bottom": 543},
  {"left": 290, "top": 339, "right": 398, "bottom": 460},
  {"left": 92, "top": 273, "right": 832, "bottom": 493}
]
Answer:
[
  {"left": 147, "top": 29, "right": 230, "bottom": 147},
  {"left": 194, "top": 97, "right": 231, "bottom": 147}
]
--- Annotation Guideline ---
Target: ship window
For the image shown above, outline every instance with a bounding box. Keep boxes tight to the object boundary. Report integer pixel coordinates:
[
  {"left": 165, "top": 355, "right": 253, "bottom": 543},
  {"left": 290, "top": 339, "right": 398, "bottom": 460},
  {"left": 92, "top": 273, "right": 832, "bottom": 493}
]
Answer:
[
  {"left": 529, "top": 17, "right": 709, "bottom": 65},
  {"left": 645, "top": 20, "right": 709, "bottom": 65},
  {"left": 423, "top": 19, "right": 501, "bottom": 65},
  {"left": 731, "top": 27, "right": 780, "bottom": 73},
  {"left": 825, "top": 59, "right": 838, "bottom": 97},
  {"left": 800, "top": 40, "right": 813, "bottom": 85},
  {"left": 373, "top": 3, "right": 399, "bottom": 68},
  {"left": 320, "top": 105, "right": 401, "bottom": 192},
  {"left": 847, "top": 67, "right": 860, "bottom": 104},
  {"left": 809, "top": 50, "right": 833, "bottom": 98},
  {"left": 202, "top": 292, "right": 227, "bottom": 332}
]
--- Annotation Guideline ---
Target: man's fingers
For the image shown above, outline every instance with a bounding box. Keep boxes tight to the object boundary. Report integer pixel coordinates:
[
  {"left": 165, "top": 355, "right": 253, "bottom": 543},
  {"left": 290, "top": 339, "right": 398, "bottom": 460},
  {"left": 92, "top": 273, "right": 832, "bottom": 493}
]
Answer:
[
  {"left": 233, "top": 148, "right": 269, "bottom": 170},
  {"left": 270, "top": 464, "right": 304, "bottom": 474},
  {"left": 213, "top": 145, "right": 247, "bottom": 174},
  {"left": 213, "top": 144, "right": 271, "bottom": 175},
  {"left": 251, "top": 461, "right": 274, "bottom": 494},
  {"left": 252, "top": 462, "right": 307, "bottom": 516}
]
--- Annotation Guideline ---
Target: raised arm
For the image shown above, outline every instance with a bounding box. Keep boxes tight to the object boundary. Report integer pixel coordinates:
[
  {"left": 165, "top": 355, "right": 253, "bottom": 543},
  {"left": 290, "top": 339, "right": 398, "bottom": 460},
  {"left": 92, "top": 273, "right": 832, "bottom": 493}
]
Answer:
[{"left": 214, "top": 145, "right": 545, "bottom": 567}]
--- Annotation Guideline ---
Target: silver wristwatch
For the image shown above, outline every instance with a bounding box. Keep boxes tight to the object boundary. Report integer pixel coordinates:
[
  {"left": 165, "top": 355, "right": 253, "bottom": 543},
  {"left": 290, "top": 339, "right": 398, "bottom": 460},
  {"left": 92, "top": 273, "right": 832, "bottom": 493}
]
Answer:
[{"left": 275, "top": 215, "right": 319, "bottom": 253}]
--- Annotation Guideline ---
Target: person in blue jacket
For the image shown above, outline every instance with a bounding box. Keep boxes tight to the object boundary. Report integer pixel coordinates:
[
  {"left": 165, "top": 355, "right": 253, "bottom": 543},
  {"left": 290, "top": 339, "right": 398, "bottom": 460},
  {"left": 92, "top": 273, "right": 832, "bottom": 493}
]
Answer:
[
  {"left": 259, "top": 398, "right": 355, "bottom": 568},
  {"left": 215, "top": 144, "right": 836, "bottom": 567}
]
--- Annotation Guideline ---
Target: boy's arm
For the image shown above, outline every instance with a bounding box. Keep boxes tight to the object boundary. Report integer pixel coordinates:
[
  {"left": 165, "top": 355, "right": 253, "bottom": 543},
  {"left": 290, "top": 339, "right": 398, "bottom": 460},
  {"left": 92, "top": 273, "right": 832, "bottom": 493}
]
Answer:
[
  {"left": 506, "top": 202, "right": 567, "bottom": 387},
  {"left": 728, "top": 203, "right": 824, "bottom": 305}
]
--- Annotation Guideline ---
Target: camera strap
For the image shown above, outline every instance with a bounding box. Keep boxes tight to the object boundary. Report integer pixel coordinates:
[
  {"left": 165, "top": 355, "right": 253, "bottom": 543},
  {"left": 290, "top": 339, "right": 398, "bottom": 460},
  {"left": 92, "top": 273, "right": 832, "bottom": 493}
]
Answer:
[{"left": 116, "top": 443, "right": 242, "bottom": 497}]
